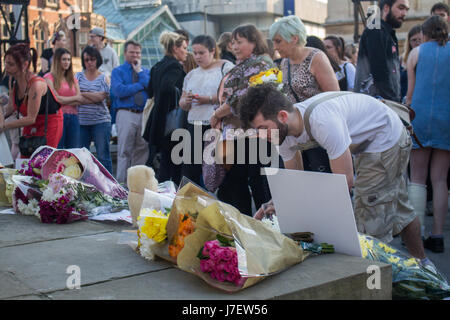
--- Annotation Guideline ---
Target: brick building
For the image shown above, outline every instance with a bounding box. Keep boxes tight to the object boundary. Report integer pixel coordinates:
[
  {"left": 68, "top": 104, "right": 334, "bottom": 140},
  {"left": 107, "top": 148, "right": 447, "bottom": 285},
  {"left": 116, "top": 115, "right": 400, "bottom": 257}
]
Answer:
[{"left": 1, "top": 0, "right": 105, "bottom": 71}]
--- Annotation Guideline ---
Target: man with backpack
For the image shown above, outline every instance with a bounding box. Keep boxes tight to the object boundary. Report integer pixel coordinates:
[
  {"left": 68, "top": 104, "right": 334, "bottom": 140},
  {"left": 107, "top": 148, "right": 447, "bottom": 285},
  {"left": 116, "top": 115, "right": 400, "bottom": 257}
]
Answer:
[{"left": 237, "top": 84, "right": 436, "bottom": 270}]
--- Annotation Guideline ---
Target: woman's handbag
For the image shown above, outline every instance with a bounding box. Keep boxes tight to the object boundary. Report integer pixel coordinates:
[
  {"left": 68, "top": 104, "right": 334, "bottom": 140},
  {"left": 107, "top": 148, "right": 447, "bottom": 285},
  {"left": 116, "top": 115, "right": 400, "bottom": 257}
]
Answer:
[
  {"left": 18, "top": 82, "right": 49, "bottom": 158},
  {"left": 164, "top": 87, "right": 188, "bottom": 138}
]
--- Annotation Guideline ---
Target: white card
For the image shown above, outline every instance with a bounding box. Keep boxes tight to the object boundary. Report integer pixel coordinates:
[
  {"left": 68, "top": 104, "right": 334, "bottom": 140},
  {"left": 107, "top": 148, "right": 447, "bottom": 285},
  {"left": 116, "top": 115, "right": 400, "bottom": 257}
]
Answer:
[{"left": 264, "top": 168, "right": 362, "bottom": 257}]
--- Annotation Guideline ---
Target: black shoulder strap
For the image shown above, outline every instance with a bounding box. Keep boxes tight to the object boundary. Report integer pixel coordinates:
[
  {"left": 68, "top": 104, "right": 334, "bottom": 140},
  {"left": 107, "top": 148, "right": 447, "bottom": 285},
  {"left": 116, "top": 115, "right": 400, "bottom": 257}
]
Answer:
[
  {"left": 287, "top": 59, "right": 301, "bottom": 103},
  {"left": 221, "top": 61, "right": 226, "bottom": 76}
]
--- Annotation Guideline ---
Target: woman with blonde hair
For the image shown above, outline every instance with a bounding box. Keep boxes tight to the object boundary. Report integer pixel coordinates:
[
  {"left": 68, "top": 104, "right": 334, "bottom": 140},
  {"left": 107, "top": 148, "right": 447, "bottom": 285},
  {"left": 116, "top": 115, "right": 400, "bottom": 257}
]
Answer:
[
  {"left": 400, "top": 25, "right": 422, "bottom": 101},
  {"left": 144, "top": 31, "right": 188, "bottom": 184},
  {"left": 44, "top": 48, "right": 82, "bottom": 148},
  {"left": 218, "top": 32, "right": 236, "bottom": 64},
  {"left": 269, "top": 15, "right": 339, "bottom": 174}
]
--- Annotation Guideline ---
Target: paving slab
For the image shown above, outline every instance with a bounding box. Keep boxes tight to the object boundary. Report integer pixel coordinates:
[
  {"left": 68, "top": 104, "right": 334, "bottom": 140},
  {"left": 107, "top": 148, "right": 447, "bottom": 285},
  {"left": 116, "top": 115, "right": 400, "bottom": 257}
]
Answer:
[
  {"left": 0, "top": 214, "right": 116, "bottom": 248},
  {"left": 0, "top": 232, "right": 173, "bottom": 293},
  {"left": 0, "top": 271, "right": 38, "bottom": 299},
  {"left": 47, "top": 254, "right": 391, "bottom": 300}
]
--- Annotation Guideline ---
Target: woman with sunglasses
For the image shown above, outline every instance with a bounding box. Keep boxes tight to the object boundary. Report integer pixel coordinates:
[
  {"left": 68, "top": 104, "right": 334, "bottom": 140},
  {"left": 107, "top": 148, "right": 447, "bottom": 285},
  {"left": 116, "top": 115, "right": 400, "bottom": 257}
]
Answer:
[{"left": 76, "top": 46, "right": 113, "bottom": 173}]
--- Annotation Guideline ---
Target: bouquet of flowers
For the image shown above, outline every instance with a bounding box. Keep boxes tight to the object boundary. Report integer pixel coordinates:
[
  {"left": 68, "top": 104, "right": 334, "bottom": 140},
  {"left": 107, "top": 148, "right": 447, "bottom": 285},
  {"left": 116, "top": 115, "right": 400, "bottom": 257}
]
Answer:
[
  {"left": 13, "top": 173, "right": 128, "bottom": 224},
  {"left": 18, "top": 146, "right": 55, "bottom": 179},
  {"left": 41, "top": 148, "right": 127, "bottom": 199},
  {"left": 137, "top": 208, "right": 170, "bottom": 261},
  {"left": 170, "top": 182, "right": 306, "bottom": 292},
  {"left": 359, "top": 233, "right": 450, "bottom": 300},
  {"left": 12, "top": 175, "right": 46, "bottom": 217},
  {"left": 136, "top": 188, "right": 176, "bottom": 260},
  {"left": 249, "top": 68, "right": 283, "bottom": 91},
  {"left": 197, "top": 235, "right": 245, "bottom": 287}
]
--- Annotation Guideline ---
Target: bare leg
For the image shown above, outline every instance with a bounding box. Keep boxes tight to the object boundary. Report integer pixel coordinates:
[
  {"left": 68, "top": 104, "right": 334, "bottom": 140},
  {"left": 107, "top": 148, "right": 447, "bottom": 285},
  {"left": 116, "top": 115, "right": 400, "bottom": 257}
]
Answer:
[
  {"left": 400, "top": 217, "right": 426, "bottom": 259},
  {"left": 410, "top": 148, "right": 432, "bottom": 185},
  {"left": 429, "top": 149, "right": 450, "bottom": 235}
]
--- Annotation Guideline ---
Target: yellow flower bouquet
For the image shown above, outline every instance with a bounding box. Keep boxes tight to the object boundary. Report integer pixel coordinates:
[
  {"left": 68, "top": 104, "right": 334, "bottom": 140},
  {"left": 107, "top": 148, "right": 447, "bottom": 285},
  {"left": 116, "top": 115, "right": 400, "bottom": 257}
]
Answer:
[
  {"left": 249, "top": 68, "right": 282, "bottom": 86},
  {"left": 359, "top": 233, "right": 450, "bottom": 299}
]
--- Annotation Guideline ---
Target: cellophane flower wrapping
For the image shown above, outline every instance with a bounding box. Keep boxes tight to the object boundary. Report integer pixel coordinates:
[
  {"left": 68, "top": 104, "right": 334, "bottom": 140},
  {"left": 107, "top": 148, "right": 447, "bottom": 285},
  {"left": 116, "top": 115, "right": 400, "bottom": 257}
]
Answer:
[
  {"left": 359, "top": 233, "right": 450, "bottom": 300},
  {"left": 0, "top": 168, "right": 18, "bottom": 206},
  {"left": 142, "top": 181, "right": 211, "bottom": 265},
  {"left": 171, "top": 182, "right": 306, "bottom": 292},
  {"left": 12, "top": 175, "right": 46, "bottom": 217},
  {"left": 40, "top": 147, "right": 127, "bottom": 200},
  {"left": 12, "top": 172, "right": 128, "bottom": 224},
  {"left": 137, "top": 188, "right": 176, "bottom": 261}
]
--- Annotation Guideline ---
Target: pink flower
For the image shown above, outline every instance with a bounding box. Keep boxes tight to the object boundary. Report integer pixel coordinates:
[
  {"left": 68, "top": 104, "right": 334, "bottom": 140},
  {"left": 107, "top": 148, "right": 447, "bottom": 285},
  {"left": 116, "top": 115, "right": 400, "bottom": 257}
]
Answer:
[
  {"left": 204, "top": 240, "right": 220, "bottom": 253},
  {"left": 200, "top": 259, "right": 212, "bottom": 273},
  {"left": 210, "top": 247, "right": 227, "bottom": 262},
  {"left": 219, "top": 247, "right": 234, "bottom": 261}
]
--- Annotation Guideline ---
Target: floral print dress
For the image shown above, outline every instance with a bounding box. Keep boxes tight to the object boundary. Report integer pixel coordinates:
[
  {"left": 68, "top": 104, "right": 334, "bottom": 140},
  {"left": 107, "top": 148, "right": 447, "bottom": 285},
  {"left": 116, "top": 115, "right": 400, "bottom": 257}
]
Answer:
[{"left": 219, "top": 54, "right": 275, "bottom": 139}]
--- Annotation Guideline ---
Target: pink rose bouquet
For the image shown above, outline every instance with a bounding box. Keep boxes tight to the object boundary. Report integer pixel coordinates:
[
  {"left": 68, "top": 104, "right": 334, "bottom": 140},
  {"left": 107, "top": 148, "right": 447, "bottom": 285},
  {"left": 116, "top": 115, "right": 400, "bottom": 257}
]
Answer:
[{"left": 197, "top": 236, "right": 245, "bottom": 287}]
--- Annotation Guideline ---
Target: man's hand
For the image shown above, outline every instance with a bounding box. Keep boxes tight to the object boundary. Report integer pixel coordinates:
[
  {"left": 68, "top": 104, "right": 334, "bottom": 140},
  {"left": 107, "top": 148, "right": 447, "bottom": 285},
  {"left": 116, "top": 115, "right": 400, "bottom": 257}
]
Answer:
[
  {"left": 132, "top": 59, "right": 142, "bottom": 73},
  {"left": 253, "top": 199, "right": 275, "bottom": 220}
]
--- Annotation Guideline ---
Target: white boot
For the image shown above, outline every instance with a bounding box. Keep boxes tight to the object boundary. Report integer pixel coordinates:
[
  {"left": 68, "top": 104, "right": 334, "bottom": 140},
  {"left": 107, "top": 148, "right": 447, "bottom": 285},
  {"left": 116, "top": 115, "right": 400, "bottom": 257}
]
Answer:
[{"left": 408, "top": 182, "right": 427, "bottom": 238}]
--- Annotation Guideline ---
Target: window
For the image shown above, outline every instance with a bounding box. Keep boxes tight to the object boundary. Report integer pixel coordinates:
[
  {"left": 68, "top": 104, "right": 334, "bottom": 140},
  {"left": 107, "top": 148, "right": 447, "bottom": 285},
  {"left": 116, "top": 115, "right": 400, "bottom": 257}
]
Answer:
[
  {"left": 45, "top": 0, "right": 59, "bottom": 8},
  {"left": 79, "top": 32, "right": 87, "bottom": 45}
]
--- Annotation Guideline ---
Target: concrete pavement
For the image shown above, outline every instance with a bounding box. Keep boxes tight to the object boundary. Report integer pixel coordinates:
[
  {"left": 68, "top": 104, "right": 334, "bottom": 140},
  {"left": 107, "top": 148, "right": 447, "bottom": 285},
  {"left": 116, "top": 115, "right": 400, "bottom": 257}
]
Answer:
[{"left": 0, "top": 213, "right": 392, "bottom": 300}]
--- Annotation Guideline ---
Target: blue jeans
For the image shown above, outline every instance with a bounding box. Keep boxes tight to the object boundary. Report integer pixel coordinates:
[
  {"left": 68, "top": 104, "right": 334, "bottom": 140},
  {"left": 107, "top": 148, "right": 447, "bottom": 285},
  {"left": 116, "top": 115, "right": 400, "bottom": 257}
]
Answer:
[
  {"left": 58, "top": 113, "right": 80, "bottom": 149},
  {"left": 80, "top": 122, "right": 113, "bottom": 174}
]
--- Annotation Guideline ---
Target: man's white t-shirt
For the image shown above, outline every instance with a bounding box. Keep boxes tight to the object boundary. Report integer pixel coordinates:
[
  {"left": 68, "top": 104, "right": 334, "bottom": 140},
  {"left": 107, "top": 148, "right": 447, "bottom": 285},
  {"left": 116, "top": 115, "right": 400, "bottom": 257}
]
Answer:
[{"left": 279, "top": 92, "right": 404, "bottom": 161}]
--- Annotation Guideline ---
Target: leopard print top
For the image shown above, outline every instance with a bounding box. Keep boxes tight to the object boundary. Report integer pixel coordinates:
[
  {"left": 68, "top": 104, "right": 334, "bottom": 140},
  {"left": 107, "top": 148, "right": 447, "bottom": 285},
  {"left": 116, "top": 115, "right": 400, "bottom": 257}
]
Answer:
[{"left": 281, "top": 48, "right": 322, "bottom": 103}]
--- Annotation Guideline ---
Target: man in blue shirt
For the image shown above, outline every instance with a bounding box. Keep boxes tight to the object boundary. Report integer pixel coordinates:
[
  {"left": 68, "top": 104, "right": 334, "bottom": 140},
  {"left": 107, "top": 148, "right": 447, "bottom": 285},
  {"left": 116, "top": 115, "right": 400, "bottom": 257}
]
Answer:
[{"left": 111, "top": 40, "right": 150, "bottom": 184}]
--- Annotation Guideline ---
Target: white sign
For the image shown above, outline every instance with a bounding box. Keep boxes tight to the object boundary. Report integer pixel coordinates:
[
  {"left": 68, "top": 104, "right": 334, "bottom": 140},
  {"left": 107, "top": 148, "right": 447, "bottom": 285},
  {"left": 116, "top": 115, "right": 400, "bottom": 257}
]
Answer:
[{"left": 264, "top": 168, "right": 362, "bottom": 257}]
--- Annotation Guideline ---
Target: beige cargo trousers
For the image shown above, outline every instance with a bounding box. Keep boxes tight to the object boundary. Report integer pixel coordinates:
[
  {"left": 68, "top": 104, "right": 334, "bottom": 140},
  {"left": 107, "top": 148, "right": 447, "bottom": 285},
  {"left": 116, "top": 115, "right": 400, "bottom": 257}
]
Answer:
[{"left": 353, "top": 128, "right": 416, "bottom": 243}]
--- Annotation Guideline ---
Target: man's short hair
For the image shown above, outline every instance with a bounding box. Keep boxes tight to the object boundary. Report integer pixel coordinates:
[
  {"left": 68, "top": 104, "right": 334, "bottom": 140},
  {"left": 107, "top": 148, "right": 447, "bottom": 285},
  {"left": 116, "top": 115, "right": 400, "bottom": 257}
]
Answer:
[
  {"left": 124, "top": 40, "right": 142, "bottom": 53},
  {"left": 238, "top": 83, "right": 294, "bottom": 129},
  {"left": 378, "top": 0, "right": 398, "bottom": 10},
  {"left": 431, "top": 2, "right": 450, "bottom": 15}
]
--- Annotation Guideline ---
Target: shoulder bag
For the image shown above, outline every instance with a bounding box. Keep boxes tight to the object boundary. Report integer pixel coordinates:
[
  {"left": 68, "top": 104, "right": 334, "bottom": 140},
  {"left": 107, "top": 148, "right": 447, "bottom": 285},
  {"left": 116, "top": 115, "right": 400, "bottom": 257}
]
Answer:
[
  {"left": 18, "top": 78, "right": 49, "bottom": 157},
  {"left": 164, "top": 87, "right": 188, "bottom": 138}
]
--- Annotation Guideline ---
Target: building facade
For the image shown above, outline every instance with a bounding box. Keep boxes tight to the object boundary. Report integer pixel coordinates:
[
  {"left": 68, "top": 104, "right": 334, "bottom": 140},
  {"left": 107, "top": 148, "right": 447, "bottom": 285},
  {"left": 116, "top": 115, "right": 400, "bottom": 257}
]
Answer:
[
  {"left": 93, "top": 0, "right": 180, "bottom": 69},
  {"left": 164, "top": 0, "right": 328, "bottom": 40},
  {"left": 325, "top": 0, "right": 449, "bottom": 48},
  {"left": 0, "top": 0, "right": 105, "bottom": 72}
]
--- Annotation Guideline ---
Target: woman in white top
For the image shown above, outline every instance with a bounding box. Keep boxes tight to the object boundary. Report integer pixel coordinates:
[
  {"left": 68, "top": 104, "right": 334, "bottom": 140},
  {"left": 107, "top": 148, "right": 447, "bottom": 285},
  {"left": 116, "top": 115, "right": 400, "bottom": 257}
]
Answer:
[
  {"left": 179, "top": 35, "right": 234, "bottom": 186},
  {"left": 324, "top": 35, "right": 356, "bottom": 91}
]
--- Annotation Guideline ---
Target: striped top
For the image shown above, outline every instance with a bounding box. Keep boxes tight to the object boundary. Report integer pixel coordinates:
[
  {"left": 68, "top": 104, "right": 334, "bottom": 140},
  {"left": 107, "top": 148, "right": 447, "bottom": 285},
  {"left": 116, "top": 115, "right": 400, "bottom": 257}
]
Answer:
[{"left": 76, "top": 71, "right": 111, "bottom": 125}]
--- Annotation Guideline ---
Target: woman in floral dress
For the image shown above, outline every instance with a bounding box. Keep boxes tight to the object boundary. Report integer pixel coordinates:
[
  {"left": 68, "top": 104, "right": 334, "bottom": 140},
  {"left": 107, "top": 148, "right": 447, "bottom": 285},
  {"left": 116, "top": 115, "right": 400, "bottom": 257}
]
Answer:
[{"left": 209, "top": 24, "right": 276, "bottom": 216}]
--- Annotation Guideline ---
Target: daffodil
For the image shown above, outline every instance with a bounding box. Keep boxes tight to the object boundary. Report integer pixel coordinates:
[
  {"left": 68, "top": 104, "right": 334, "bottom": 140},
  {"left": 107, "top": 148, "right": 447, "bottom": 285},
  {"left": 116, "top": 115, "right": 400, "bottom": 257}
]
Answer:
[
  {"left": 379, "top": 242, "right": 397, "bottom": 254},
  {"left": 403, "top": 258, "right": 419, "bottom": 267},
  {"left": 388, "top": 256, "right": 400, "bottom": 264}
]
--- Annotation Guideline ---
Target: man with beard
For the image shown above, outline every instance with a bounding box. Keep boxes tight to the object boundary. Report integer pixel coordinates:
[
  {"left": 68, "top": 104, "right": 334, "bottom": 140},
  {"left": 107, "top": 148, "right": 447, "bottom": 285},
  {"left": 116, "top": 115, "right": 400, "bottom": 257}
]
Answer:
[
  {"left": 354, "top": 0, "right": 409, "bottom": 102},
  {"left": 237, "top": 83, "right": 437, "bottom": 270}
]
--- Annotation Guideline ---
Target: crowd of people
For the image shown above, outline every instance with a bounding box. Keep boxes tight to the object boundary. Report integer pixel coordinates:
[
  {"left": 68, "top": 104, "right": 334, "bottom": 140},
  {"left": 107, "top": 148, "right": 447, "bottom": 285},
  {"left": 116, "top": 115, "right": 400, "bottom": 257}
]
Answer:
[{"left": 0, "top": 1, "right": 448, "bottom": 266}]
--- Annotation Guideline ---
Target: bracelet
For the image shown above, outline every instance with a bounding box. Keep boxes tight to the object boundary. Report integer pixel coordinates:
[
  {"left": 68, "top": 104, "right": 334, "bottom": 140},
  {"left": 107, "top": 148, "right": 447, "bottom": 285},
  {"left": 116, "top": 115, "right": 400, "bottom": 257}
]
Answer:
[{"left": 209, "top": 95, "right": 213, "bottom": 104}]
